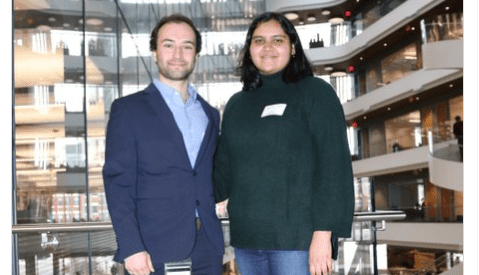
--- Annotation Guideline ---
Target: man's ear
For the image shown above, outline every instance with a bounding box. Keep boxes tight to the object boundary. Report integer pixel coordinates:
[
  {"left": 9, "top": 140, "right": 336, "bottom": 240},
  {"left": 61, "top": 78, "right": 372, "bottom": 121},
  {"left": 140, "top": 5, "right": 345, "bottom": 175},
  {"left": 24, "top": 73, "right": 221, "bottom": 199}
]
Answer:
[{"left": 151, "top": 51, "right": 157, "bottom": 62}]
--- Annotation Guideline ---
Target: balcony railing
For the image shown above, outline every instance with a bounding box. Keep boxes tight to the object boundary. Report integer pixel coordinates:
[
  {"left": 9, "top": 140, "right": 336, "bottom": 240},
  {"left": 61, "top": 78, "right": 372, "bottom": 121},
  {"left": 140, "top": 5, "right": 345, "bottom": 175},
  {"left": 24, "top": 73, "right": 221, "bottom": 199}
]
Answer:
[{"left": 13, "top": 211, "right": 406, "bottom": 275}]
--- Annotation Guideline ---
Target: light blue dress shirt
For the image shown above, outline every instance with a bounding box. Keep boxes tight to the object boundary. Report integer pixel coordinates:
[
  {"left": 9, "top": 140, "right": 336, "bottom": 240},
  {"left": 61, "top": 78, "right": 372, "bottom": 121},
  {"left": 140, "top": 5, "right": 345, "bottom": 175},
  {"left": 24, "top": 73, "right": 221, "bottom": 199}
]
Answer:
[{"left": 153, "top": 79, "right": 208, "bottom": 169}]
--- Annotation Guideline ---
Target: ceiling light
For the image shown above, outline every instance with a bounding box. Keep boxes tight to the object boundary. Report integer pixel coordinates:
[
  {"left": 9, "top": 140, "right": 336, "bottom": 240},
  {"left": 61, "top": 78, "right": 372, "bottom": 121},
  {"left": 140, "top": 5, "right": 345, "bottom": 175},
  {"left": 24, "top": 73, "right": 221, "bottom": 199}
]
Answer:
[
  {"left": 324, "top": 66, "right": 334, "bottom": 71},
  {"left": 48, "top": 17, "right": 56, "bottom": 22},
  {"left": 284, "top": 12, "right": 299, "bottom": 21},
  {"left": 331, "top": 71, "right": 347, "bottom": 77},
  {"left": 363, "top": 116, "right": 367, "bottom": 120},
  {"left": 449, "top": 84, "right": 454, "bottom": 87},
  {"left": 445, "top": 6, "right": 450, "bottom": 10},
  {"left": 387, "top": 107, "right": 391, "bottom": 111},
  {"left": 36, "top": 25, "right": 52, "bottom": 31},
  {"left": 298, "top": 20, "right": 305, "bottom": 25},
  {"left": 321, "top": 10, "right": 331, "bottom": 16},
  {"left": 329, "top": 17, "right": 344, "bottom": 24},
  {"left": 307, "top": 15, "right": 316, "bottom": 22},
  {"left": 383, "top": 43, "right": 388, "bottom": 47},
  {"left": 86, "top": 18, "right": 104, "bottom": 26}
]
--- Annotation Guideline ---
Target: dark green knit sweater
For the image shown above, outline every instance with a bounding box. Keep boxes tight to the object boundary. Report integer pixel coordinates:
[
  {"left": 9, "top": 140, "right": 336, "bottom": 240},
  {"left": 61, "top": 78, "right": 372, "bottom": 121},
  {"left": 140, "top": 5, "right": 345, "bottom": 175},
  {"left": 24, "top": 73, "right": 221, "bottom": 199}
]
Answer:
[{"left": 214, "top": 72, "right": 354, "bottom": 250}]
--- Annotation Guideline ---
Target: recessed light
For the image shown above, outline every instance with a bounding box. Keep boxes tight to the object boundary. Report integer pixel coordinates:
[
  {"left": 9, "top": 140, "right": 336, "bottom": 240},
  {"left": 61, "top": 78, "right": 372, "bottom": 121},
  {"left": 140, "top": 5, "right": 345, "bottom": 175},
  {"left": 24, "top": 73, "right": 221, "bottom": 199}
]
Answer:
[
  {"left": 329, "top": 17, "right": 344, "bottom": 24},
  {"left": 331, "top": 71, "right": 347, "bottom": 77},
  {"left": 48, "top": 17, "right": 56, "bottom": 22},
  {"left": 321, "top": 10, "right": 331, "bottom": 16},
  {"left": 445, "top": 6, "right": 450, "bottom": 11},
  {"left": 86, "top": 18, "right": 104, "bottom": 26},
  {"left": 284, "top": 12, "right": 299, "bottom": 21},
  {"left": 307, "top": 15, "right": 316, "bottom": 22},
  {"left": 324, "top": 66, "right": 334, "bottom": 71},
  {"left": 363, "top": 116, "right": 367, "bottom": 119},
  {"left": 387, "top": 107, "right": 391, "bottom": 111},
  {"left": 383, "top": 43, "right": 388, "bottom": 47},
  {"left": 359, "top": 57, "right": 363, "bottom": 61},
  {"left": 37, "top": 25, "right": 52, "bottom": 31},
  {"left": 449, "top": 84, "right": 454, "bottom": 88}
]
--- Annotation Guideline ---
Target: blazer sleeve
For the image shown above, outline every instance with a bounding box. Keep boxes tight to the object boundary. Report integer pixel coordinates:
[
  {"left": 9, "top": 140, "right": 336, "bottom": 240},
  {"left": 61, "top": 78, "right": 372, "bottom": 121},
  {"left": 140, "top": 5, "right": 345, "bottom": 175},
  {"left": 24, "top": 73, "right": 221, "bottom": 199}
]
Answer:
[
  {"left": 103, "top": 99, "right": 146, "bottom": 262},
  {"left": 306, "top": 78, "right": 355, "bottom": 238}
]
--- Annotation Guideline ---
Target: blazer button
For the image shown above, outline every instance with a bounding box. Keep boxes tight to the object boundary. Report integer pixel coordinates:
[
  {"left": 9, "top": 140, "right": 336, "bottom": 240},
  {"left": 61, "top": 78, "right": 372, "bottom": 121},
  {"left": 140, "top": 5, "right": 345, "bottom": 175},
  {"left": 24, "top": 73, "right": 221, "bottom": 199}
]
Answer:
[
  {"left": 193, "top": 171, "right": 197, "bottom": 177},
  {"left": 196, "top": 200, "right": 200, "bottom": 206}
]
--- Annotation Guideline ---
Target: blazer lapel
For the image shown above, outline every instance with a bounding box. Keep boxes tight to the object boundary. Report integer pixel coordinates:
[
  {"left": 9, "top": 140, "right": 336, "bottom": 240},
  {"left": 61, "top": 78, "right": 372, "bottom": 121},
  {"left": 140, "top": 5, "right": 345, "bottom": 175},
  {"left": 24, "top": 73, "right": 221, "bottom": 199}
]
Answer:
[{"left": 143, "top": 83, "right": 191, "bottom": 167}]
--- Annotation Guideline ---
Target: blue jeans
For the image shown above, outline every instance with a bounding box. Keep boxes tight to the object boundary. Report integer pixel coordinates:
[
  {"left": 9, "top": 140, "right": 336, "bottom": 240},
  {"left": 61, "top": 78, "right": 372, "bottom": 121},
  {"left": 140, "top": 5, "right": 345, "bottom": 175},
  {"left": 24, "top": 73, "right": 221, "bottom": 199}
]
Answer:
[{"left": 234, "top": 247, "right": 310, "bottom": 275}]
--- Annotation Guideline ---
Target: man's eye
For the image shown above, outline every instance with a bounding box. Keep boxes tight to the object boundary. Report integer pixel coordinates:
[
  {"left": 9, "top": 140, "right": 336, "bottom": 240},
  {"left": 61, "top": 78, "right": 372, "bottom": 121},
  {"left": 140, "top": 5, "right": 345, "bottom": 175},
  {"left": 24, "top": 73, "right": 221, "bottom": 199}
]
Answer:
[{"left": 163, "top": 44, "right": 173, "bottom": 48}]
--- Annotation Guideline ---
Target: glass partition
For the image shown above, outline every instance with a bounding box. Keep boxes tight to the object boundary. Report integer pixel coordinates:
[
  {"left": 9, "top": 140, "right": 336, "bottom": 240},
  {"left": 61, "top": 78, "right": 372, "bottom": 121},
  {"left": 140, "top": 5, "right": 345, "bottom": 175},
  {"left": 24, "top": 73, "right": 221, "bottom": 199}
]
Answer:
[
  {"left": 421, "top": 12, "right": 463, "bottom": 44},
  {"left": 17, "top": 231, "right": 117, "bottom": 275}
]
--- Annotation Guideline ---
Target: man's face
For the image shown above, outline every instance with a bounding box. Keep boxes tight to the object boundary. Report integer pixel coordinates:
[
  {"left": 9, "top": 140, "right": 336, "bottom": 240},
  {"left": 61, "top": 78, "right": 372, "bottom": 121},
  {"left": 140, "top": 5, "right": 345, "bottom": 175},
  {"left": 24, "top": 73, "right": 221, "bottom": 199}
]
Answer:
[{"left": 152, "top": 22, "right": 197, "bottom": 82}]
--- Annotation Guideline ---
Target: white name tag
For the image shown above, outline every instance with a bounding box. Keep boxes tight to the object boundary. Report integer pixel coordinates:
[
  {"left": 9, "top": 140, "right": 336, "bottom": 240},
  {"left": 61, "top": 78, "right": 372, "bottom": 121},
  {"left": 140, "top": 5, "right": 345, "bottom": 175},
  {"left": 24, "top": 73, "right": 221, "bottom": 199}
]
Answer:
[{"left": 261, "top": 104, "right": 287, "bottom": 118}]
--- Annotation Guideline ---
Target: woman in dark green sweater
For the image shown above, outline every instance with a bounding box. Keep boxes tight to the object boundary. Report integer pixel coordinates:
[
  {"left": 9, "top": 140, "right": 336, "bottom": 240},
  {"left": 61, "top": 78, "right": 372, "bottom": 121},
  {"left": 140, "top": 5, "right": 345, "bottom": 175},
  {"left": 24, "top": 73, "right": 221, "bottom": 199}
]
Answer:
[{"left": 214, "top": 12, "right": 354, "bottom": 275}]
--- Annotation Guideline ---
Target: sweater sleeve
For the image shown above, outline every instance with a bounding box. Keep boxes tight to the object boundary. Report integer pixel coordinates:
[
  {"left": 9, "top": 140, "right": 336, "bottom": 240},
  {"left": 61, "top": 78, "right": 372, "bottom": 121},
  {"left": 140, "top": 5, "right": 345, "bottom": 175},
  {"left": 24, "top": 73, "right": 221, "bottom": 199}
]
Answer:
[
  {"left": 213, "top": 93, "right": 241, "bottom": 203},
  {"left": 306, "top": 78, "right": 355, "bottom": 238}
]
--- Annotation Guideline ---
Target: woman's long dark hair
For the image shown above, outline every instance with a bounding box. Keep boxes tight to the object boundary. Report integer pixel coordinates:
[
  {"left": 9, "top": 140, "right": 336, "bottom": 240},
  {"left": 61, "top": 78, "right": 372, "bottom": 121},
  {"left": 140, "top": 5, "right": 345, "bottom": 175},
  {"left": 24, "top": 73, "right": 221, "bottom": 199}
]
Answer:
[{"left": 237, "top": 12, "right": 313, "bottom": 91}]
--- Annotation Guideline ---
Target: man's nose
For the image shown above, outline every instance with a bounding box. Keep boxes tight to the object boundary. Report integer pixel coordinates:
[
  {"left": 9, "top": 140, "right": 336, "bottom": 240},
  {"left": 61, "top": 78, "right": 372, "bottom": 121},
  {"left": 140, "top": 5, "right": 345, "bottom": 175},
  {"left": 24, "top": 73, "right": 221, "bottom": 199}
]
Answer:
[{"left": 173, "top": 46, "right": 183, "bottom": 58}]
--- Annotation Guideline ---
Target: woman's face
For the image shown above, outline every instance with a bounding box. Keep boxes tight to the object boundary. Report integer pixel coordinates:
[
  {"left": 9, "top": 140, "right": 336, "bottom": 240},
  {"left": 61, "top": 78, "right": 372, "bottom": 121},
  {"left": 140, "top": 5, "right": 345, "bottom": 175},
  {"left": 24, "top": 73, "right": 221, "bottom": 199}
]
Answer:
[{"left": 249, "top": 19, "right": 294, "bottom": 75}]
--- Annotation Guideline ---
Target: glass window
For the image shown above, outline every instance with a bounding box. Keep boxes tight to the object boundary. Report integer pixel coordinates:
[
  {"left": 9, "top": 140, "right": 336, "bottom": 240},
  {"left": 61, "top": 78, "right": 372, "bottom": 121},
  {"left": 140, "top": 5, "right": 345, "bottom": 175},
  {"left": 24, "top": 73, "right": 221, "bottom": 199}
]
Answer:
[{"left": 385, "top": 111, "right": 422, "bottom": 153}]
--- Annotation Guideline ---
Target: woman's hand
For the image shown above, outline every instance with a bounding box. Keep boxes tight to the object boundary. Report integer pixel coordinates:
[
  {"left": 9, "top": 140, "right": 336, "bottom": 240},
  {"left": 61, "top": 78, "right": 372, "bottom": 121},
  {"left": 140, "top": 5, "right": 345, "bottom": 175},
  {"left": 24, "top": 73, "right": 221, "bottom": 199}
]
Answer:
[{"left": 309, "top": 231, "right": 332, "bottom": 275}]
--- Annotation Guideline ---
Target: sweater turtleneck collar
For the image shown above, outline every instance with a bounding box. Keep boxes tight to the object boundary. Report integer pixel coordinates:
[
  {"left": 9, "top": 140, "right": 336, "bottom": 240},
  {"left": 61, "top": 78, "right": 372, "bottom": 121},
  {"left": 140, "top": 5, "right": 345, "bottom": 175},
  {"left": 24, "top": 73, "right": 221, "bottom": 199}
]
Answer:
[{"left": 260, "top": 71, "right": 285, "bottom": 88}]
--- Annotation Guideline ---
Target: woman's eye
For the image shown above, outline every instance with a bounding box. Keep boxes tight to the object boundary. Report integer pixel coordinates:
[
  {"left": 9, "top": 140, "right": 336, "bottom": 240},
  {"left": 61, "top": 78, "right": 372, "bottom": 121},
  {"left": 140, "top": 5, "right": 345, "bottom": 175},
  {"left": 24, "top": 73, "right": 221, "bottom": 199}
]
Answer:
[{"left": 253, "top": 39, "right": 264, "bottom": 45}]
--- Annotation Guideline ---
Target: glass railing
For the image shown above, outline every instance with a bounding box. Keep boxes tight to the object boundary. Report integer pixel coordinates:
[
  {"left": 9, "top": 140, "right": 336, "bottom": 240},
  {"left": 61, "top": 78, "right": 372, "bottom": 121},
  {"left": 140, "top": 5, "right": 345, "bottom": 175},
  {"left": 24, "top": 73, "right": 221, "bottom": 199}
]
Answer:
[
  {"left": 421, "top": 13, "right": 463, "bottom": 44},
  {"left": 388, "top": 205, "right": 463, "bottom": 223},
  {"left": 13, "top": 211, "right": 406, "bottom": 275},
  {"left": 299, "top": 0, "right": 408, "bottom": 50},
  {"left": 387, "top": 252, "right": 463, "bottom": 275},
  {"left": 428, "top": 130, "right": 463, "bottom": 162}
]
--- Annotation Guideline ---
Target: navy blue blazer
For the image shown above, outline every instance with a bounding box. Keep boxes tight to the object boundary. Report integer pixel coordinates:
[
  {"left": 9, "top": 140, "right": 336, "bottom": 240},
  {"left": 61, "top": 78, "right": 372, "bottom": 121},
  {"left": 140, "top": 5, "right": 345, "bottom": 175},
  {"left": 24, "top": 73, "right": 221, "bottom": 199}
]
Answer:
[{"left": 103, "top": 83, "right": 224, "bottom": 265}]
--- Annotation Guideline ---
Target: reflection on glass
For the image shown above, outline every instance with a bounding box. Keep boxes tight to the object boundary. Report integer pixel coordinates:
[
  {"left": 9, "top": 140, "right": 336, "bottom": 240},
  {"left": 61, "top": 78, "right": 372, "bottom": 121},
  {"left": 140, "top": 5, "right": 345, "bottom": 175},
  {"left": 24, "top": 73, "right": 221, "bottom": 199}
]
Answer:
[
  {"left": 17, "top": 231, "right": 118, "bottom": 275},
  {"left": 385, "top": 111, "right": 422, "bottom": 154}
]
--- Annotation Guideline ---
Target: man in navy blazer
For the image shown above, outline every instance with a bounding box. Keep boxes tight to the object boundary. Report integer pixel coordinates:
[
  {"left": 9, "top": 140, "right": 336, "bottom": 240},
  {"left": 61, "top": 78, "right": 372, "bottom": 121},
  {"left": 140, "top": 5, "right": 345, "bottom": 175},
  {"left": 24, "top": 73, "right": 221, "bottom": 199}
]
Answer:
[{"left": 103, "top": 14, "right": 224, "bottom": 275}]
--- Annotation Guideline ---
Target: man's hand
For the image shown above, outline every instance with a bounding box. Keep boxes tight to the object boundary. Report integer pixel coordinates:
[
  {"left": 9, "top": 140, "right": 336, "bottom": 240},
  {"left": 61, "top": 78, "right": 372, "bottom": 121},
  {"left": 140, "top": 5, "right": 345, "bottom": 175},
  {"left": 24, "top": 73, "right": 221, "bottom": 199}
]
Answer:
[
  {"left": 125, "top": 251, "right": 155, "bottom": 275},
  {"left": 309, "top": 231, "right": 332, "bottom": 275}
]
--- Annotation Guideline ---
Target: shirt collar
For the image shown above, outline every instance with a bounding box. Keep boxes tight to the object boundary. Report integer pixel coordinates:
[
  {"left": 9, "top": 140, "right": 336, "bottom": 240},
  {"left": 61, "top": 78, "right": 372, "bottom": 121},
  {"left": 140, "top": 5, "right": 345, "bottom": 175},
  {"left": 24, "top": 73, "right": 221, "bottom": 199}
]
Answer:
[{"left": 153, "top": 78, "right": 198, "bottom": 104}]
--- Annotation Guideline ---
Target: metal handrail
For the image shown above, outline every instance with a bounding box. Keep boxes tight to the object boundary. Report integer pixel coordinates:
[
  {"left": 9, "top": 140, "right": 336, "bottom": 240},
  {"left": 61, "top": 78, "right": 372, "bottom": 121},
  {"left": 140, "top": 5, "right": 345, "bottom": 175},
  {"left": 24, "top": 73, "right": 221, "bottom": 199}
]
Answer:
[
  {"left": 353, "top": 210, "right": 406, "bottom": 222},
  {"left": 12, "top": 211, "right": 406, "bottom": 234},
  {"left": 12, "top": 222, "right": 113, "bottom": 234}
]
